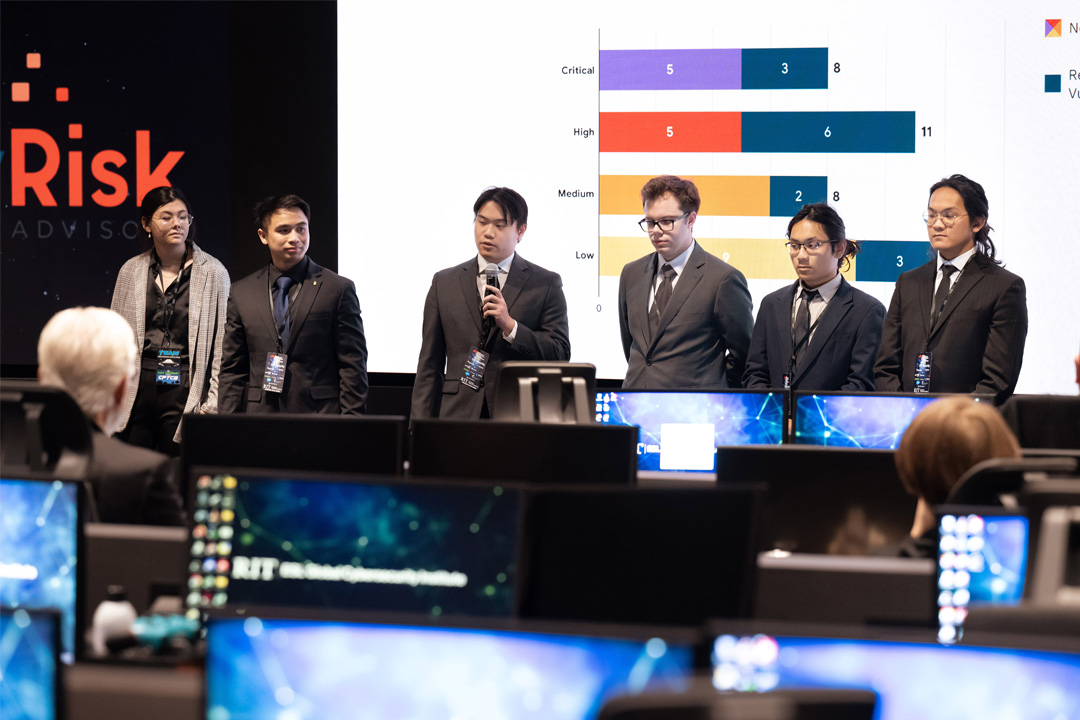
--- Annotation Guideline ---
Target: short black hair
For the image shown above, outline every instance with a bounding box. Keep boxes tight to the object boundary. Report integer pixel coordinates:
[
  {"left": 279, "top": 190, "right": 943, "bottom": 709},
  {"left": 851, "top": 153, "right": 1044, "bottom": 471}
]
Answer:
[
  {"left": 473, "top": 187, "right": 528, "bottom": 227},
  {"left": 928, "top": 174, "right": 999, "bottom": 264},
  {"left": 254, "top": 194, "right": 311, "bottom": 232},
  {"left": 140, "top": 186, "right": 195, "bottom": 249},
  {"left": 787, "top": 203, "right": 860, "bottom": 272}
]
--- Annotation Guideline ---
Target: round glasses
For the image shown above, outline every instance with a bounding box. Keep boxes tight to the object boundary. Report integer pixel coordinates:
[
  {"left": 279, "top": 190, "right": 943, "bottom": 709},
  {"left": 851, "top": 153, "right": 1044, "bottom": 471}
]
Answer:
[
  {"left": 153, "top": 214, "right": 193, "bottom": 225},
  {"left": 922, "top": 211, "right": 967, "bottom": 226},
  {"left": 639, "top": 213, "right": 689, "bottom": 232}
]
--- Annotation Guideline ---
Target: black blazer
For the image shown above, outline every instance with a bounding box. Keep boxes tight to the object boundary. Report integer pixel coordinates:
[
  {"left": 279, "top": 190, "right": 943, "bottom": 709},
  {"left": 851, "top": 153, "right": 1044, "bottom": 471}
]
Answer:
[
  {"left": 411, "top": 254, "right": 570, "bottom": 420},
  {"left": 219, "top": 259, "right": 368, "bottom": 414},
  {"left": 88, "top": 426, "right": 185, "bottom": 526},
  {"left": 743, "top": 277, "right": 884, "bottom": 391},
  {"left": 874, "top": 252, "right": 1027, "bottom": 402}
]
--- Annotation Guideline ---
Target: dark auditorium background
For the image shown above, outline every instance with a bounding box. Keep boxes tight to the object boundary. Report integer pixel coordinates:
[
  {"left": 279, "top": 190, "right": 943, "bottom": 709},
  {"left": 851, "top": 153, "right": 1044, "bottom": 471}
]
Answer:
[{"left": 1, "top": 0, "right": 339, "bottom": 372}]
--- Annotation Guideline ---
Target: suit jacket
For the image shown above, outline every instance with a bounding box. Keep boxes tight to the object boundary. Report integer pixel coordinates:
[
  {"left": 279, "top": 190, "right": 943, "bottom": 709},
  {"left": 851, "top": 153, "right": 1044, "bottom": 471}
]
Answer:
[
  {"left": 411, "top": 254, "right": 571, "bottom": 420},
  {"left": 874, "top": 252, "right": 1027, "bottom": 402},
  {"left": 618, "top": 243, "right": 753, "bottom": 389},
  {"left": 88, "top": 424, "right": 185, "bottom": 526},
  {"left": 110, "top": 244, "right": 230, "bottom": 442},
  {"left": 219, "top": 258, "right": 368, "bottom": 414},
  {"left": 743, "top": 277, "right": 884, "bottom": 391}
]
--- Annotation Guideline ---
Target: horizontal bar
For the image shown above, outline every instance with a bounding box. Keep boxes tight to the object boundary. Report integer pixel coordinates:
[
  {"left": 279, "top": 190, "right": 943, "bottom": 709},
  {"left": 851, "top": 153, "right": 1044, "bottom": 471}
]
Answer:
[
  {"left": 600, "top": 175, "right": 775, "bottom": 216},
  {"left": 855, "top": 240, "right": 934, "bottom": 283},
  {"left": 599, "top": 236, "right": 857, "bottom": 281},
  {"left": 599, "top": 112, "right": 741, "bottom": 153},
  {"left": 742, "top": 111, "right": 916, "bottom": 153},
  {"left": 741, "top": 48, "right": 829, "bottom": 90},
  {"left": 768, "top": 176, "right": 829, "bottom": 217},
  {"left": 600, "top": 49, "right": 741, "bottom": 91}
]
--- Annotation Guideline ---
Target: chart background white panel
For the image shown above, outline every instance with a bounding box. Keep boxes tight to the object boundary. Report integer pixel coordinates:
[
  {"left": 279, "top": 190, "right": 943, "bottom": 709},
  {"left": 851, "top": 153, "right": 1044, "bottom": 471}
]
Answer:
[{"left": 339, "top": 1, "right": 1080, "bottom": 395}]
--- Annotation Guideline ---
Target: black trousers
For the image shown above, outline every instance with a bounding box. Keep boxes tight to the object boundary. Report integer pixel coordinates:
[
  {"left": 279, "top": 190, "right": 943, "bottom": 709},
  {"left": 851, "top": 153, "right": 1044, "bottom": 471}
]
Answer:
[{"left": 118, "top": 366, "right": 188, "bottom": 456}]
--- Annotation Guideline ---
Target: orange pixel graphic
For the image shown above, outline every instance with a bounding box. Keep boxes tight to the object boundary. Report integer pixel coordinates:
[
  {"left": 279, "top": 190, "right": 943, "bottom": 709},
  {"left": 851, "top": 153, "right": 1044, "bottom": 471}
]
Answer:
[
  {"left": 13, "top": 83, "right": 30, "bottom": 102},
  {"left": 26, "top": 53, "right": 41, "bottom": 69},
  {"left": 56, "top": 88, "right": 70, "bottom": 102}
]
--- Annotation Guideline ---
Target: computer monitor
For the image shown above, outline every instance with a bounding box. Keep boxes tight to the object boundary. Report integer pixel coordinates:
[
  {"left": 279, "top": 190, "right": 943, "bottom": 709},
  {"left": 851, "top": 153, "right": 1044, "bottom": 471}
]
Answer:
[
  {"left": 205, "top": 616, "right": 695, "bottom": 720},
  {"left": 493, "top": 361, "right": 597, "bottom": 423},
  {"left": 714, "top": 446, "right": 915, "bottom": 554},
  {"left": 84, "top": 523, "right": 188, "bottom": 618},
  {"left": 520, "top": 484, "right": 762, "bottom": 625},
  {"left": 181, "top": 414, "right": 407, "bottom": 506},
  {"left": 0, "top": 477, "right": 84, "bottom": 663},
  {"left": 792, "top": 391, "right": 989, "bottom": 449},
  {"left": 596, "top": 390, "right": 785, "bottom": 479},
  {"left": 0, "top": 608, "right": 62, "bottom": 720},
  {"left": 184, "top": 470, "right": 522, "bottom": 620},
  {"left": 409, "top": 420, "right": 638, "bottom": 485},
  {"left": 934, "top": 506, "right": 1029, "bottom": 645},
  {"left": 707, "top": 624, "right": 1080, "bottom": 720}
]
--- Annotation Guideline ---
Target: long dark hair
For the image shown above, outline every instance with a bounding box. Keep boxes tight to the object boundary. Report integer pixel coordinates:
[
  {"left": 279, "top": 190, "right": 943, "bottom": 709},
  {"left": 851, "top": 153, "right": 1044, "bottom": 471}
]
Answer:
[
  {"left": 929, "top": 174, "right": 999, "bottom": 264},
  {"left": 787, "top": 203, "right": 860, "bottom": 272},
  {"left": 140, "top": 186, "right": 195, "bottom": 251}
]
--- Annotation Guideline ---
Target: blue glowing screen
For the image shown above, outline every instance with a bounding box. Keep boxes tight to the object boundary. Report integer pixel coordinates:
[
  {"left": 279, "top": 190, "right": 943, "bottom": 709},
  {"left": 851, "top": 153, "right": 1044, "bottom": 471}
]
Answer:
[
  {"left": 595, "top": 391, "right": 784, "bottom": 473},
  {"left": 207, "top": 617, "right": 692, "bottom": 720},
  {"left": 0, "top": 608, "right": 59, "bottom": 720},
  {"left": 712, "top": 633, "right": 1080, "bottom": 719},
  {"left": 793, "top": 393, "right": 941, "bottom": 448},
  {"left": 936, "top": 513, "right": 1028, "bottom": 645},
  {"left": 186, "top": 474, "right": 519, "bottom": 618},
  {"left": 0, "top": 479, "right": 79, "bottom": 663}
]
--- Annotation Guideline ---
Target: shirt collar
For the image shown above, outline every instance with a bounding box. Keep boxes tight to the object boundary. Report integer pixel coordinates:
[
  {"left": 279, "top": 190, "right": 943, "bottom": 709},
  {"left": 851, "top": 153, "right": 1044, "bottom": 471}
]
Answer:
[
  {"left": 657, "top": 240, "right": 695, "bottom": 276},
  {"left": 477, "top": 253, "right": 514, "bottom": 276},
  {"left": 270, "top": 256, "right": 310, "bottom": 284},
  {"left": 937, "top": 245, "right": 976, "bottom": 274},
  {"left": 799, "top": 271, "right": 843, "bottom": 302}
]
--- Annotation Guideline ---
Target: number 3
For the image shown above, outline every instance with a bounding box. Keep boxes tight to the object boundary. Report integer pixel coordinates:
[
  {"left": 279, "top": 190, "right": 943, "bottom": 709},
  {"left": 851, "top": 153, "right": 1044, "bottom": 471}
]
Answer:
[{"left": 897, "top": 256, "right": 904, "bottom": 268}]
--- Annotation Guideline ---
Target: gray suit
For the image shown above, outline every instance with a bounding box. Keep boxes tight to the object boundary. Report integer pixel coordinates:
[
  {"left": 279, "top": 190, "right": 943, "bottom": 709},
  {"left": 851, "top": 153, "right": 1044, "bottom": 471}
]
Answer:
[
  {"left": 412, "top": 254, "right": 570, "bottom": 420},
  {"left": 618, "top": 242, "right": 753, "bottom": 389}
]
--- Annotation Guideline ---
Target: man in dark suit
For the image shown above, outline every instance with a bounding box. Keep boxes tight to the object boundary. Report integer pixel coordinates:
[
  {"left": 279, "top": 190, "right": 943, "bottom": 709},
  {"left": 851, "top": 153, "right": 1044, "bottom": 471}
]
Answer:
[
  {"left": 618, "top": 175, "right": 753, "bottom": 389},
  {"left": 412, "top": 187, "right": 570, "bottom": 419},
  {"left": 37, "top": 307, "right": 185, "bottom": 525},
  {"left": 219, "top": 195, "right": 368, "bottom": 414},
  {"left": 875, "top": 174, "right": 1027, "bottom": 403},
  {"left": 744, "top": 204, "right": 884, "bottom": 390}
]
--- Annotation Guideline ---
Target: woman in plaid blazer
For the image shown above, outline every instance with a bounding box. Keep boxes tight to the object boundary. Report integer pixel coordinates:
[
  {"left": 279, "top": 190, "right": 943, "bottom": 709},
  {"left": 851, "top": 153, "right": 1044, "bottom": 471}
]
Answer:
[{"left": 110, "top": 186, "right": 230, "bottom": 455}]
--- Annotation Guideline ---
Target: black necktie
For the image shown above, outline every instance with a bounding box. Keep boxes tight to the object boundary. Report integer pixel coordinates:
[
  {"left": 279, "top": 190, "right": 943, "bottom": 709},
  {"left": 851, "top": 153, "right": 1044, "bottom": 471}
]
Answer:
[
  {"left": 793, "top": 288, "right": 819, "bottom": 366},
  {"left": 931, "top": 264, "right": 957, "bottom": 327},
  {"left": 274, "top": 275, "right": 295, "bottom": 349},
  {"left": 649, "top": 263, "right": 676, "bottom": 338}
]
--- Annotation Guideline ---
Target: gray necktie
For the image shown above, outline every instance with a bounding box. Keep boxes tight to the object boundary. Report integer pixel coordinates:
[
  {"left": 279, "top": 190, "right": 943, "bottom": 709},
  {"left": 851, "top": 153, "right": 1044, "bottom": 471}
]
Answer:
[
  {"left": 793, "top": 289, "right": 819, "bottom": 366},
  {"left": 649, "top": 263, "right": 676, "bottom": 337}
]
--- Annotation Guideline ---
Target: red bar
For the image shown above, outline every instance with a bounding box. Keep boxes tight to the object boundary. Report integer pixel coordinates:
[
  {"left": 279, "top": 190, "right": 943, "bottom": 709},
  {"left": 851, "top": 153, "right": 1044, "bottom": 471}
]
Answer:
[{"left": 600, "top": 112, "right": 742, "bottom": 153}]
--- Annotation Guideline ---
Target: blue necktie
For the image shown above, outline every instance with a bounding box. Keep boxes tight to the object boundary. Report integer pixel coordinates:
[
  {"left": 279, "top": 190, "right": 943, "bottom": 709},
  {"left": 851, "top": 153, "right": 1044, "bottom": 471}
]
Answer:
[{"left": 274, "top": 276, "right": 295, "bottom": 349}]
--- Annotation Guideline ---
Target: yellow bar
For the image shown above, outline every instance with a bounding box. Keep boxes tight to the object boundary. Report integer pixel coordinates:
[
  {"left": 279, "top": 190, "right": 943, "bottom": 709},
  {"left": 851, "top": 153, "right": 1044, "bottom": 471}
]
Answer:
[
  {"left": 600, "top": 236, "right": 857, "bottom": 281},
  {"left": 599, "top": 175, "right": 771, "bottom": 216}
]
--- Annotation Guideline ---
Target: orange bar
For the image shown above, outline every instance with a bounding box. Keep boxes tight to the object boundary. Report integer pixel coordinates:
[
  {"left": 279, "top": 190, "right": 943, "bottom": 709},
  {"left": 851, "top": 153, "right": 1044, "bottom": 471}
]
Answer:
[
  {"left": 600, "top": 112, "right": 741, "bottom": 153},
  {"left": 599, "top": 175, "right": 770, "bottom": 216}
]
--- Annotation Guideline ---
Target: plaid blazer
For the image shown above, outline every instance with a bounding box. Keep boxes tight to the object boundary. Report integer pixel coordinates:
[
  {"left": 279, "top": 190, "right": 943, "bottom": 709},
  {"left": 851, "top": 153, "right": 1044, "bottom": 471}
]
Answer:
[{"left": 110, "top": 243, "right": 231, "bottom": 442}]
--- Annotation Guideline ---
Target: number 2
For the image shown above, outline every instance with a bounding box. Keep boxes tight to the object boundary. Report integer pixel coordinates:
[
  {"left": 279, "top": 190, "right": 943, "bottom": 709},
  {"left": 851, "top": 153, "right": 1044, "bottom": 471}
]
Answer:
[{"left": 795, "top": 190, "right": 802, "bottom": 202}]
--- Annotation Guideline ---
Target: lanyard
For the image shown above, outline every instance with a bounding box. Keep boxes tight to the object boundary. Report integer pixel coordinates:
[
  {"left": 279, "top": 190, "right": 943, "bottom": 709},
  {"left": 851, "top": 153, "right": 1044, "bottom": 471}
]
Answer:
[
  {"left": 924, "top": 266, "right": 965, "bottom": 350},
  {"left": 153, "top": 264, "right": 184, "bottom": 347},
  {"left": 266, "top": 271, "right": 303, "bottom": 350},
  {"left": 788, "top": 293, "right": 825, "bottom": 380}
]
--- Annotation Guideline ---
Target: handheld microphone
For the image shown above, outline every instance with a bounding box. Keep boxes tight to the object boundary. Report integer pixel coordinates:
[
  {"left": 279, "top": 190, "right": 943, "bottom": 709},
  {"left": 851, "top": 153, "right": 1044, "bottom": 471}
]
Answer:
[{"left": 482, "top": 264, "right": 499, "bottom": 335}]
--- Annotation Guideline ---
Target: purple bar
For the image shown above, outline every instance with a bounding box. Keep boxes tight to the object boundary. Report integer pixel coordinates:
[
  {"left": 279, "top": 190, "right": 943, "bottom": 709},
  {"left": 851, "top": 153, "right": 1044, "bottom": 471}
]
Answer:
[{"left": 600, "top": 49, "right": 741, "bottom": 91}]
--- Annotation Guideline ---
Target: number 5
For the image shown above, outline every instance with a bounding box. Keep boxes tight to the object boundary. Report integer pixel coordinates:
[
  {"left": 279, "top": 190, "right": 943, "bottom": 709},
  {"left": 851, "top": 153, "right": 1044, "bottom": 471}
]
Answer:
[
  {"left": 666, "top": 126, "right": 673, "bottom": 138},
  {"left": 667, "top": 63, "right": 674, "bottom": 75}
]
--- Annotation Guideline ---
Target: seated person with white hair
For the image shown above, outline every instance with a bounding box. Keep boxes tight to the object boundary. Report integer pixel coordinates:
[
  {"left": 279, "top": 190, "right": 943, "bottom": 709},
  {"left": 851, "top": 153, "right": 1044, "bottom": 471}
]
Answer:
[{"left": 38, "top": 307, "right": 185, "bottom": 525}]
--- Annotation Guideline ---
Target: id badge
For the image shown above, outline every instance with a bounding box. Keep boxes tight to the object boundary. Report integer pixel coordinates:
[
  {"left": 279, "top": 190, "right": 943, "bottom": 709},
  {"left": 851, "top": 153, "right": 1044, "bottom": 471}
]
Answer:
[
  {"left": 156, "top": 348, "right": 182, "bottom": 385},
  {"left": 782, "top": 374, "right": 791, "bottom": 390},
  {"left": 459, "top": 346, "right": 490, "bottom": 391},
  {"left": 913, "top": 352, "right": 932, "bottom": 393},
  {"left": 264, "top": 352, "right": 287, "bottom": 393}
]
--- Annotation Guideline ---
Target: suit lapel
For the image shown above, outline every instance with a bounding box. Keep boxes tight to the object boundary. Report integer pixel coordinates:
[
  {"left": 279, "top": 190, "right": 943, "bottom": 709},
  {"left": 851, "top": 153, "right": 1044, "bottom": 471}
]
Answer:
[
  {"left": 928, "top": 253, "right": 987, "bottom": 343},
  {"left": 794, "top": 277, "right": 853, "bottom": 383},
  {"left": 501, "top": 255, "right": 528, "bottom": 312},
  {"left": 284, "top": 261, "right": 324, "bottom": 353},
  {"left": 914, "top": 259, "right": 936, "bottom": 339},
  {"left": 635, "top": 256, "right": 655, "bottom": 345},
  {"left": 254, "top": 266, "right": 279, "bottom": 342},
  {"left": 651, "top": 244, "right": 705, "bottom": 349},
  {"left": 458, "top": 259, "right": 484, "bottom": 336}
]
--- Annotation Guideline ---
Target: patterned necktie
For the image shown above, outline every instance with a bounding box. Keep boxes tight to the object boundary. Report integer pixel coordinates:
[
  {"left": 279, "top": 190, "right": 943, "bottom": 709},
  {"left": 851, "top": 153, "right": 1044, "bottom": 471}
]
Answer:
[
  {"left": 793, "top": 289, "right": 819, "bottom": 366},
  {"left": 931, "top": 264, "right": 957, "bottom": 326},
  {"left": 274, "top": 275, "right": 295, "bottom": 349},
  {"left": 649, "top": 263, "right": 676, "bottom": 337}
]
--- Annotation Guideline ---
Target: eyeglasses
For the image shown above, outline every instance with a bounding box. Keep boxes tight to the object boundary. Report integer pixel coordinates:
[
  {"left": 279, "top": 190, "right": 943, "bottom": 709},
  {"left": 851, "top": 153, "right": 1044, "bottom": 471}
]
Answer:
[
  {"left": 153, "top": 213, "right": 193, "bottom": 225},
  {"left": 639, "top": 213, "right": 689, "bottom": 232},
  {"left": 922, "top": 211, "right": 967, "bottom": 226},
  {"left": 785, "top": 240, "right": 832, "bottom": 254}
]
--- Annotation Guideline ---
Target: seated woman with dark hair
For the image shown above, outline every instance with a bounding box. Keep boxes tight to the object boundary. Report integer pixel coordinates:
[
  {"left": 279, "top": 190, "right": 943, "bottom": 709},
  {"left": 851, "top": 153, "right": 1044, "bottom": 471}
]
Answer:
[{"left": 893, "top": 396, "right": 1021, "bottom": 557}]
